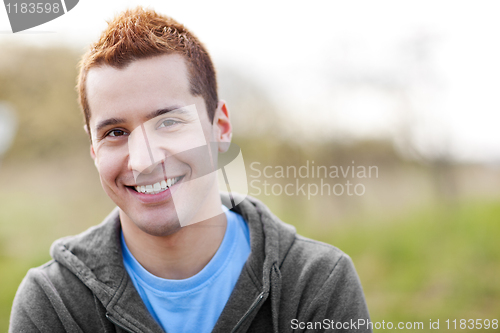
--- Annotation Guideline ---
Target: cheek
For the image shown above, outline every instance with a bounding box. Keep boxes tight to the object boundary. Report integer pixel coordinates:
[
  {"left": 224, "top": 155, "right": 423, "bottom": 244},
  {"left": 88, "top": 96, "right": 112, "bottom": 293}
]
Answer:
[
  {"left": 94, "top": 146, "right": 128, "bottom": 186},
  {"left": 169, "top": 127, "right": 209, "bottom": 154}
]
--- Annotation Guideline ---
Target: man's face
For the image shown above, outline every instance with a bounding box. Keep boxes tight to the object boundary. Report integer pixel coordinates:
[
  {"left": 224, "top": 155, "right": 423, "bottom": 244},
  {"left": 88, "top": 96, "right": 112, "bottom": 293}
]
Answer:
[{"left": 86, "top": 54, "right": 230, "bottom": 236}]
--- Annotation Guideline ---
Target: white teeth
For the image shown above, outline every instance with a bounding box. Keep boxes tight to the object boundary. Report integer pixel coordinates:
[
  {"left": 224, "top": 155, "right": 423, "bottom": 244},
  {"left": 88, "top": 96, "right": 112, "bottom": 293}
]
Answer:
[{"left": 134, "top": 176, "right": 181, "bottom": 194}]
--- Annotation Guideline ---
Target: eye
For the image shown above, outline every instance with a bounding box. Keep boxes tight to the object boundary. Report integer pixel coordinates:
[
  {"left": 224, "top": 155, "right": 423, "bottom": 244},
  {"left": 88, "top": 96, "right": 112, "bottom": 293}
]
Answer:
[
  {"left": 158, "top": 119, "right": 180, "bottom": 128},
  {"left": 107, "top": 129, "right": 128, "bottom": 137}
]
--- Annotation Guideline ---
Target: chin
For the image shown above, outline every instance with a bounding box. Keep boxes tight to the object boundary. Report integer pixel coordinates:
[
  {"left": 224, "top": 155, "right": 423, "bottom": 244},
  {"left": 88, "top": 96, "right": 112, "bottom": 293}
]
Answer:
[
  {"left": 124, "top": 207, "right": 183, "bottom": 237},
  {"left": 135, "top": 215, "right": 182, "bottom": 237}
]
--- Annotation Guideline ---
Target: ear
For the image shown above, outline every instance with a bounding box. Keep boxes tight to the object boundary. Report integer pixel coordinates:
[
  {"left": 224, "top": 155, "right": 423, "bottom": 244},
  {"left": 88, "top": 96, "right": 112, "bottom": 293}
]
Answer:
[
  {"left": 84, "top": 125, "right": 98, "bottom": 166},
  {"left": 83, "top": 124, "right": 90, "bottom": 136},
  {"left": 89, "top": 143, "right": 100, "bottom": 169},
  {"left": 213, "top": 100, "right": 232, "bottom": 152}
]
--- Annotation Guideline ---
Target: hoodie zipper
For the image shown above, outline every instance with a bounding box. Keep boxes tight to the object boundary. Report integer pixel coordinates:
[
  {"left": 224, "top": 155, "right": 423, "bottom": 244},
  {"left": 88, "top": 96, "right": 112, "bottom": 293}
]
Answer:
[
  {"left": 230, "top": 291, "right": 265, "bottom": 333},
  {"left": 106, "top": 312, "right": 135, "bottom": 333},
  {"left": 107, "top": 293, "right": 264, "bottom": 333},
  {"left": 106, "top": 293, "right": 264, "bottom": 333}
]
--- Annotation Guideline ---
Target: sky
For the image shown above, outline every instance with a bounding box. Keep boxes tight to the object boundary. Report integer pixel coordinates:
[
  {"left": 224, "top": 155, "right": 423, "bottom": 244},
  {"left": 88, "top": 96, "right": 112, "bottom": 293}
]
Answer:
[{"left": 1, "top": 0, "right": 500, "bottom": 163}]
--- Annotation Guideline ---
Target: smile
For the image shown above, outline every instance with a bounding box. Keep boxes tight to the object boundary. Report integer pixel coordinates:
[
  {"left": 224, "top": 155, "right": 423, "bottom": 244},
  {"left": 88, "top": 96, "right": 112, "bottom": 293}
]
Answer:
[{"left": 133, "top": 176, "right": 182, "bottom": 195}]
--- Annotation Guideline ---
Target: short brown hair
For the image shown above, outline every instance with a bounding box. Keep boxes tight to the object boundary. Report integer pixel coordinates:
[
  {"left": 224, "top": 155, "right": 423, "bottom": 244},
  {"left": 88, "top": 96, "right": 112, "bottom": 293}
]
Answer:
[{"left": 77, "top": 7, "right": 218, "bottom": 137}]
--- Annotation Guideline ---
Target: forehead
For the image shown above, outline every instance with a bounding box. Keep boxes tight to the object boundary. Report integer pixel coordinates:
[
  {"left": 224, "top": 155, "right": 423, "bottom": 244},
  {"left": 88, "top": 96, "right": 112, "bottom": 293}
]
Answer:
[{"left": 86, "top": 53, "right": 196, "bottom": 126}]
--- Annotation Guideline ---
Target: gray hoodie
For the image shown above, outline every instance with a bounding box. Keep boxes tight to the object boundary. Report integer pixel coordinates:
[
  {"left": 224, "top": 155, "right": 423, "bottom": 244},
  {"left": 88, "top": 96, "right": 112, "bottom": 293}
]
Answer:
[{"left": 10, "top": 194, "right": 372, "bottom": 332}]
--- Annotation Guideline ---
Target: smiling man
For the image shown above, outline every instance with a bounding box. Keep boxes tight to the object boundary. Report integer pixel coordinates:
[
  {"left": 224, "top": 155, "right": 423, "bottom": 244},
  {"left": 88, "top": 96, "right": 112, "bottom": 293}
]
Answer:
[{"left": 10, "top": 7, "right": 372, "bottom": 333}]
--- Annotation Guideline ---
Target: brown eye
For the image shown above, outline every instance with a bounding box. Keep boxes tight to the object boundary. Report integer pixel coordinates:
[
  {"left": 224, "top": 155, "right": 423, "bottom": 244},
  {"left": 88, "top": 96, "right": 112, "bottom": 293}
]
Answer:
[{"left": 108, "top": 129, "right": 128, "bottom": 137}]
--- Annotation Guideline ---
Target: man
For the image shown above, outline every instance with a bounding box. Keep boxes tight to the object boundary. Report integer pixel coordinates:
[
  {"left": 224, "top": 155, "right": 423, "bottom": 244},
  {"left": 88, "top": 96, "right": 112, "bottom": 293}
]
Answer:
[{"left": 10, "top": 7, "right": 372, "bottom": 333}]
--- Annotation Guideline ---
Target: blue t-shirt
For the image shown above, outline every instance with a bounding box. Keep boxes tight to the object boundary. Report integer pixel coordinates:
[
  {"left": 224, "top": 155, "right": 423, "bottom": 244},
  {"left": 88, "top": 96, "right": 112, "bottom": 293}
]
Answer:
[{"left": 121, "top": 209, "right": 251, "bottom": 333}]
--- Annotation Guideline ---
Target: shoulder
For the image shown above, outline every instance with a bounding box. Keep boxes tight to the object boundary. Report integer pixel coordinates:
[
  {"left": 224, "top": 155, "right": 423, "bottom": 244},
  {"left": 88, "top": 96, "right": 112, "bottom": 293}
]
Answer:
[
  {"left": 13, "top": 260, "right": 72, "bottom": 304},
  {"left": 10, "top": 260, "right": 88, "bottom": 332},
  {"left": 281, "top": 234, "right": 358, "bottom": 287},
  {"left": 17, "top": 258, "right": 89, "bottom": 294},
  {"left": 239, "top": 194, "right": 359, "bottom": 284},
  {"left": 12, "top": 259, "right": 93, "bottom": 306},
  {"left": 10, "top": 213, "right": 120, "bottom": 333},
  {"left": 278, "top": 234, "right": 371, "bottom": 324},
  {"left": 11, "top": 258, "right": 106, "bottom": 332}
]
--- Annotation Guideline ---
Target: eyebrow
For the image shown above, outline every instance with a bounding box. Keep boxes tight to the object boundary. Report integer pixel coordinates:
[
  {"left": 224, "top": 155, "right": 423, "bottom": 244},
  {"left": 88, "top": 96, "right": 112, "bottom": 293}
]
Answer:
[
  {"left": 95, "top": 117, "right": 126, "bottom": 133},
  {"left": 95, "top": 105, "right": 189, "bottom": 133},
  {"left": 145, "top": 105, "right": 188, "bottom": 121}
]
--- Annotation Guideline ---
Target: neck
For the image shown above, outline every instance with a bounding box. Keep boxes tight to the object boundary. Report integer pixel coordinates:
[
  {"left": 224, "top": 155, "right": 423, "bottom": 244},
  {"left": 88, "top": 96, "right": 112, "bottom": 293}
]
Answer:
[{"left": 120, "top": 207, "right": 227, "bottom": 280}]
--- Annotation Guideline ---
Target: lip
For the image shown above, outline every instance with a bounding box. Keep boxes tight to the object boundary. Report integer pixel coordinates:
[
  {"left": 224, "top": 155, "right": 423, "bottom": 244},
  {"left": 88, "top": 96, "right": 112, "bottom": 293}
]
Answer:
[{"left": 126, "top": 176, "right": 184, "bottom": 204}]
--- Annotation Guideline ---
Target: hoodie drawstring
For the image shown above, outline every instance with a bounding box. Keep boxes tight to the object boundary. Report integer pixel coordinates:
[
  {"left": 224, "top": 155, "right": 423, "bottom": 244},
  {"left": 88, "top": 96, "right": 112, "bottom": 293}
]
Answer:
[{"left": 270, "top": 263, "right": 282, "bottom": 333}]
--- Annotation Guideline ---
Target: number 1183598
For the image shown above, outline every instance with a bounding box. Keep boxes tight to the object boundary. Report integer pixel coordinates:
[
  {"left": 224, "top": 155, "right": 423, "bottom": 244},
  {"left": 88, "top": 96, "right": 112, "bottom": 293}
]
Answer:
[
  {"left": 446, "top": 319, "right": 498, "bottom": 330},
  {"left": 5, "top": 2, "right": 60, "bottom": 14}
]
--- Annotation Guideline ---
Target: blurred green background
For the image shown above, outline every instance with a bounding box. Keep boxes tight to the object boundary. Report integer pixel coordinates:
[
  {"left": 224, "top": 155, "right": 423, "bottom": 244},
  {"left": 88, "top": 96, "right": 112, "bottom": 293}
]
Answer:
[{"left": 0, "top": 44, "right": 499, "bottom": 332}]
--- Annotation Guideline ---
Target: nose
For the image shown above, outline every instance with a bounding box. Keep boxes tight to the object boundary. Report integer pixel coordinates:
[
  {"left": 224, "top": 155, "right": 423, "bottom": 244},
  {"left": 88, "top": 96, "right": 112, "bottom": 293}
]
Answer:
[{"left": 128, "top": 124, "right": 165, "bottom": 175}]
